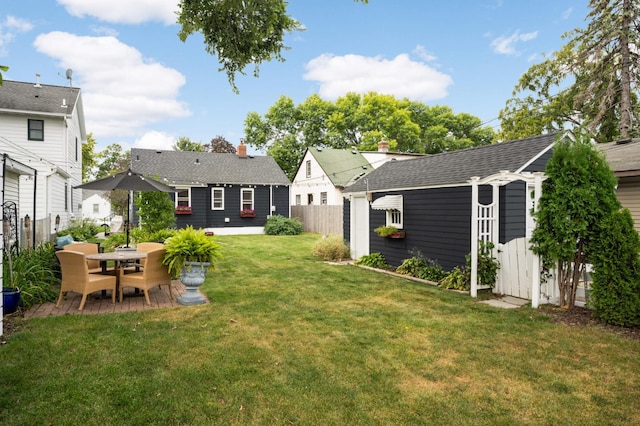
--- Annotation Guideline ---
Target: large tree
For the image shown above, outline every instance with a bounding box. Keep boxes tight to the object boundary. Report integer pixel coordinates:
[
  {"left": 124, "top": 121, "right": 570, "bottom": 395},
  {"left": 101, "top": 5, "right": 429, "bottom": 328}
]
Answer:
[
  {"left": 95, "top": 144, "right": 130, "bottom": 216},
  {"left": 204, "top": 135, "right": 236, "bottom": 153},
  {"left": 82, "top": 133, "right": 97, "bottom": 183},
  {"left": 173, "top": 136, "right": 205, "bottom": 152},
  {"left": 530, "top": 133, "right": 620, "bottom": 309},
  {"left": 177, "top": 1, "right": 367, "bottom": 92},
  {"left": 500, "top": 0, "right": 640, "bottom": 142},
  {"left": 245, "top": 92, "right": 495, "bottom": 178}
]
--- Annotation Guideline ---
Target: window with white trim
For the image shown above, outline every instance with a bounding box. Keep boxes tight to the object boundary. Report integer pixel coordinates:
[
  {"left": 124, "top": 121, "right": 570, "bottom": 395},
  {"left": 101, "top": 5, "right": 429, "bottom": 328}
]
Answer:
[
  {"left": 93, "top": 203, "right": 99, "bottom": 214},
  {"left": 176, "top": 188, "right": 191, "bottom": 208},
  {"left": 295, "top": 194, "right": 301, "bottom": 205},
  {"left": 320, "top": 192, "right": 327, "bottom": 205},
  {"left": 211, "top": 188, "right": 224, "bottom": 210},
  {"left": 305, "top": 160, "right": 311, "bottom": 178},
  {"left": 241, "top": 188, "right": 254, "bottom": 210}
]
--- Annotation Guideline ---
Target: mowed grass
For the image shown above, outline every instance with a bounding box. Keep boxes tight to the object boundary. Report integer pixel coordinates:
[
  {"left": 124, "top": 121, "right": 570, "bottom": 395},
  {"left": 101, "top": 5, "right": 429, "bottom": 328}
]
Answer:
[{"left": 1, "top": 233, "right": 639, "bottom": 425}]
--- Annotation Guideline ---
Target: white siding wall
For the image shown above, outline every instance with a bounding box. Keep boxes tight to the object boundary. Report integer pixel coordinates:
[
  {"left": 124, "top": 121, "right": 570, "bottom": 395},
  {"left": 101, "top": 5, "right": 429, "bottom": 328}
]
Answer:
[
  {"left": 617, "top": 177, "right": 640, "bottom": 234},
  {"left": 3, "top": 171, "right": 20, "bottom": 205},
  {"left": 291, "top": 151, "right": 344, "bottom": 206},
  {"left": 1, "top": 107, "right": 83, "bottom": 230}
]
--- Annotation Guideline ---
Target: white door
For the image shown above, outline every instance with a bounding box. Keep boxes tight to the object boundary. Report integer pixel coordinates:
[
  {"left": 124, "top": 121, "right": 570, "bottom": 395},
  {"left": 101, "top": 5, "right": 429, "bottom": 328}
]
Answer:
[{"left": 350, "top": 196, "right": 369, "bottom": 260}]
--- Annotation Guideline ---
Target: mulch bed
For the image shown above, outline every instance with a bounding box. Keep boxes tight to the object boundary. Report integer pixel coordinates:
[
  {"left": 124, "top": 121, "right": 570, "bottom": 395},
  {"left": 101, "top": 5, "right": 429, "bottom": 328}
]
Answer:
[{"left": 538, "top": 305, "right": 640, "bottom": 340}]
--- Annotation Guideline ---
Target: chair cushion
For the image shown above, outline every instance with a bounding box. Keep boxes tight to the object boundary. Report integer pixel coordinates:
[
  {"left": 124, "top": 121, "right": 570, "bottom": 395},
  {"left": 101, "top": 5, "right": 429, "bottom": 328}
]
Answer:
[{"left": 56, "top": 235, "right": 74, "bottom": 248}]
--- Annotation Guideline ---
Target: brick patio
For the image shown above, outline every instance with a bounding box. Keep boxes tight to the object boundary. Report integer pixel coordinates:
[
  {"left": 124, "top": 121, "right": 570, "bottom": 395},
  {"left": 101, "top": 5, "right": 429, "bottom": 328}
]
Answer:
[{"left": 24, "top": 280, "right": 208, "bottom": 318}]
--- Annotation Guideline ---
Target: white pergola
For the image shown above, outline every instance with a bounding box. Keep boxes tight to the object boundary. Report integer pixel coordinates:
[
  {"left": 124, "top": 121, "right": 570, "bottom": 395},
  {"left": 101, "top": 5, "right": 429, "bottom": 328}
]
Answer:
[{"left": 469, "top": 171, "right": 546, "bottom": 308}]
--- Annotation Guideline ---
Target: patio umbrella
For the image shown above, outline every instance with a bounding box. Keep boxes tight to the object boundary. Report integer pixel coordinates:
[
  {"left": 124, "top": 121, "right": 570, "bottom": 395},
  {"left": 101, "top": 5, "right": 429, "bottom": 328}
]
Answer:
[{"left": 74, "top": 169, "right": 176, "bottom": 246}]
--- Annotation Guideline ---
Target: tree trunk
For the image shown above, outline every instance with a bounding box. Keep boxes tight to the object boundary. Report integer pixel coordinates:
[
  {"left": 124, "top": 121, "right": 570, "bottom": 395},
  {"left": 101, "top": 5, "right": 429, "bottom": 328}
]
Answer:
[{"left": 619, "top": 0, "right": 633, "bottom": 138}]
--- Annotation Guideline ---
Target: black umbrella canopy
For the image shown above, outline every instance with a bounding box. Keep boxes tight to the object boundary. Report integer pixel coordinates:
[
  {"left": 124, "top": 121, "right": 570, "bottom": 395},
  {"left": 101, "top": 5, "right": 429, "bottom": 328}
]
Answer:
[
  {"left": 74, "top": 169, "right": 175, "bottom": 192},
  {"left": 75, "top": 169, "right": 175, "bottom": 246}
]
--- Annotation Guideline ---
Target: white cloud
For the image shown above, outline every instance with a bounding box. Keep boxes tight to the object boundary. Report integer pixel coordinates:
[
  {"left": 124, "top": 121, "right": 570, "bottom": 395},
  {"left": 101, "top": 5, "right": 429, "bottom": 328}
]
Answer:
[
  {"left": 490, "top": 30, "right": 538, "bottom": 55},
  {"left": 57, "top": 0, "right": 179, "bottom": 25},
  {"left": 33, "top": 32, "right": 190, "bottom": 139},
  {"left": 562, "top": 8, "right": 574, "bottom": 20},
  {"left": 0, "top": 15, "right": 33, "bottom": 56},
  {"left": 132, "top": 131, "right": 175, "bottom": 150},
  {"left": 303, "top": 53, "right": 453, "bottom": 102},
  {"left": 412, "top": 45, "right": 437, "bottom": 62}
]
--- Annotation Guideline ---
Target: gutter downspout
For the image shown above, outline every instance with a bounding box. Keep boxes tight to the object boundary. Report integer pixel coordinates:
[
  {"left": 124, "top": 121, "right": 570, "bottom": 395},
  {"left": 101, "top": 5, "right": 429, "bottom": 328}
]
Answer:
[{"left": 32, "top": 170, "right": 37, "bottom": 248}]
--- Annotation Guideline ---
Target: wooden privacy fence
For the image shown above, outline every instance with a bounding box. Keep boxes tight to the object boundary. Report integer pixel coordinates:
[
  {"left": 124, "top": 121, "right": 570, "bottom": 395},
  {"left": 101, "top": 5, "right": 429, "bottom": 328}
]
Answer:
[{"left": 291, "top": 205, "right": 343, "bottom": 236}]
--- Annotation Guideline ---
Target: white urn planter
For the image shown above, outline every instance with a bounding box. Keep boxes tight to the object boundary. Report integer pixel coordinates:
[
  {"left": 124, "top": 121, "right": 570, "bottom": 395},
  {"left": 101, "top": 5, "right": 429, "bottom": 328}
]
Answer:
[{"left": 177, "top": 261, "right": 209, "bottom": 305}]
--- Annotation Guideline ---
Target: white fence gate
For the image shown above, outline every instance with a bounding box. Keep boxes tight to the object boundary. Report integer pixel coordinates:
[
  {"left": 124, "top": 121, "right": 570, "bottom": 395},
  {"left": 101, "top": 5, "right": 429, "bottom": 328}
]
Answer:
[{"left": 496, "top": 237, "right": 531, "bottom": 299}]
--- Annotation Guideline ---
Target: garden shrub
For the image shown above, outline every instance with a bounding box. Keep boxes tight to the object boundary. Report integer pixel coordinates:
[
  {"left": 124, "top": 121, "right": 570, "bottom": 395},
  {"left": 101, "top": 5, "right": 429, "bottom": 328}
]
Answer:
[
  {"left": 396, "top": 251, "right": 448, "bottom": 282},
  {"left": 264, "top": 215, "right": 303, "bottom": 235},
  {"left": 101, "top": 232, "right": 128, "bottom": 251},
  {"left": 589, "top": 208, "right": 640, "bottom": 327},
  {"left": 3, "top": 242, "right": 60, "bottom": 309},
  {"left": 439, "top": 266, "right": 470, "bottom": 291},
  {"left": 354, "top": 253, "right": 390, "bottom": 269},
  {"left": 58, "top": 219, "right": 100, "bottom": 241},
  {"left": 312, "top": 235, "right": 350, "bottom": 261}
]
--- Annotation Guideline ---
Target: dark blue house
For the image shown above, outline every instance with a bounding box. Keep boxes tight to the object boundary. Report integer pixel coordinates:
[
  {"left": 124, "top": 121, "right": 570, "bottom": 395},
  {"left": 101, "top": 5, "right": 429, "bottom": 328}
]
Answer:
[
  {"left": 131, "top": 144, "right": 290, "bottom": 234},
  {"left": 342, "top": 134, "right": 557, "bottom": 272}
]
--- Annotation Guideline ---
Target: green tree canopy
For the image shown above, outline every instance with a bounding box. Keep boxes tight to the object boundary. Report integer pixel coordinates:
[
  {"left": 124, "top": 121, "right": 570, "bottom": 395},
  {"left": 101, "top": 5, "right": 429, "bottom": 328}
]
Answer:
[
  {"left": 0, "top": 65, "right": 8, "bottom": 85},
  {"left": 135, "top": 189, "right": 176, "bottom": 234},
  {"left": 173, "top": 136, "right": 205, "bottom": 152},
  {"left": 82, "top": 133, "right": 97, "bottom": 183},
  {"left": 499, "top": 0, "right": 640, "bottom": 142},
  {"left": 176, "top": 1, "right": 367, "bottom": 92},
  {"left": 244, "top": 92, "right": 495, "bottom": 178}
]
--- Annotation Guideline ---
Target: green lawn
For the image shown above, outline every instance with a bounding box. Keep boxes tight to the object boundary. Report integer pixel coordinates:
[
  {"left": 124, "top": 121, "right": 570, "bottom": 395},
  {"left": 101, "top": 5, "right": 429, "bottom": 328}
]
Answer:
[{"left": 1, "top": 233, "right": 639, "bottom": 425}]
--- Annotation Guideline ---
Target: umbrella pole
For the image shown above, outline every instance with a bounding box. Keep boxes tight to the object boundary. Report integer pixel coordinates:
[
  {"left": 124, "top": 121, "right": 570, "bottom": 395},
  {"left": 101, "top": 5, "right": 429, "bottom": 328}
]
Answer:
[{"left": 126, "top": 191, "right": 130, "bottom": 247}]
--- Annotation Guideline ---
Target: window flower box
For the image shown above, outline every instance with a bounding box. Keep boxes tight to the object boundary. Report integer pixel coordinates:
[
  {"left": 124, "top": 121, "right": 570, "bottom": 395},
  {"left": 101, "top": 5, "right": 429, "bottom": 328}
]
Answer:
[
  {"left": 240, "top": 209, "right": 256, "bottom": 218},
  {"left": 175, "top": 206, "right": 192, "bottom": 215},
  {"left": 374, "top": 225, "right": 405, "bottom": 239}
]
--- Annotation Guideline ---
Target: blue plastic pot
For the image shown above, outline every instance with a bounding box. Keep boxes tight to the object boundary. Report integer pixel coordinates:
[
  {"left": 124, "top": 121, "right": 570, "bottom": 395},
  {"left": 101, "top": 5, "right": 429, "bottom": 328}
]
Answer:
[{"left": 3, "top": 287, "right": 21, "bottom": 315}]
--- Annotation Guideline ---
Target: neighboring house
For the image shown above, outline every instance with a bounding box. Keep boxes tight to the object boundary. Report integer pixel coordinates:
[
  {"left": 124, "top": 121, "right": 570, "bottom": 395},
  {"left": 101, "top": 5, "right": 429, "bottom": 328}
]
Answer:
[
  {"left": 291, "top": 141, "right": 424, "bottom": 207},
  {"left": 0, "top": 77, "right": 85, "bottom": 242},
  {"left": 81, "top": 191, "right": 112, "bottom": 225},
  {"left": 597, "top": 138, "right": 640, "bottom": 233},
  {"left": 130, "top": 143, "right": 290, "bottom": 235},
  {"left": 343, "top": 133, "right": 558, "bottom": 305}
]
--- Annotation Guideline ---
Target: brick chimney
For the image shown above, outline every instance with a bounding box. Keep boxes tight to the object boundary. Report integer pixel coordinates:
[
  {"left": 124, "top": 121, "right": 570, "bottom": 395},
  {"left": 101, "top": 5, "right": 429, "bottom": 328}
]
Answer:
[
  {"left": 238, "top": 141, "right": 247, "bottom": 158},
  {"left": 378, "top": 140, "right": 389, "bottom": 152}
]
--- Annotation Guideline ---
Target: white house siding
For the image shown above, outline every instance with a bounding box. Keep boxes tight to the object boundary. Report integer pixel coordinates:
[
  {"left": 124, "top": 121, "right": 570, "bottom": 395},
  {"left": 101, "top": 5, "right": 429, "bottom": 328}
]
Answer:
[
  {"left": 3, "top": 171, "right": 20, "bottom": 205},
  {"left": 291, "top": 151, "right": 344, "bottom": 206},
  {"left": 82, "top": 192, "right": 111, "bottom": 223},
  {"left": 617, "top": 177, "right": 640, "bottom": 234},
  {"left": 1, "top": 112, "right": 82, "bottom": 234}
]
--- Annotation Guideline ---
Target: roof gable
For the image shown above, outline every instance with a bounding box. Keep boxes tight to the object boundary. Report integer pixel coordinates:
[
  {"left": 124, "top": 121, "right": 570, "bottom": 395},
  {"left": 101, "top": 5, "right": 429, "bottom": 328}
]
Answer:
[
  {"left": 308, "top": 147, "right": 373, "bottom": 187},
  {"left": 130, "top": 148, "right": 290, "bottom": 186},
  {"left": 344, "top": 133, "right": 558, "bottom": 193},
  {"left": 0, "top": 80, "right": 80, "bottom": 115}
]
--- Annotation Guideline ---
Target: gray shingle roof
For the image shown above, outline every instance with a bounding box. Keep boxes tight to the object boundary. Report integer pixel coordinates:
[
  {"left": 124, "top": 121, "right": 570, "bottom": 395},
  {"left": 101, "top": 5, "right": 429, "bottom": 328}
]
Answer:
[
  {"left": 596, "top": 138, "right": 640, "bottom": 175},
  {"left": 344, "top": 133, "right": 557, "bottom": 193},
  {"left": 130, "top": 148, "right": 290, "bottom": 186},
  {"left": 0, "top": 80, "right": 80, "bottom": 114}
]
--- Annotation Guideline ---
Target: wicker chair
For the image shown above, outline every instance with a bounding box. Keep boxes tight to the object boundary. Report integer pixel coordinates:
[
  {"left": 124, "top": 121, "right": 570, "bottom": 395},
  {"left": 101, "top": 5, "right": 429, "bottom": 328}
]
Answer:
[
  {"left": 118, "top": 248, "right": 172, "bottom": 305},
  {"left": 56, "top": 250, "right": 116, "bottom": 310},
  {"left": 62, "top": 242, "right": 111, "bottom": 274}
]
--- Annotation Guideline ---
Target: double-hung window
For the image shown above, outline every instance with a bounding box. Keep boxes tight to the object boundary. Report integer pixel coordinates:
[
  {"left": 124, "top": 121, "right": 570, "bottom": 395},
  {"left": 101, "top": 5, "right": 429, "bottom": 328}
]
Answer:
[
  {"left": 176, "top": 188, "right": 191, "bottom": 208},
  {"left": 211, "top": 188, "right": 224, "bottom": 210},
  {"left": 28, "top": 119, "right": 44, "bottom": 141},
  {"left": 241, "top": 188, "right": 254, "bottom": 211}
]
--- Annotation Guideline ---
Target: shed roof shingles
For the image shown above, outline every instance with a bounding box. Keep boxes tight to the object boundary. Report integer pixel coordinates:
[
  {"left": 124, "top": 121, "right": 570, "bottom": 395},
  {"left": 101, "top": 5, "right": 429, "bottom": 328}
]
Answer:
[
  {"left": 130, "top": 148, "right": 290, "bottom": 186},
  {"left": 344, "top": 133, "right": 557, "bottom": 193}
]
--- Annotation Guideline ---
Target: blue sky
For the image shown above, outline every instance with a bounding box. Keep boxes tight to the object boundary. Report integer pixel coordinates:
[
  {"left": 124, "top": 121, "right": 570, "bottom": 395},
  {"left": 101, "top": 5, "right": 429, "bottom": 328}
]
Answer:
[{"left": 1, "top": 1, "right": 589, "bottom": 154}]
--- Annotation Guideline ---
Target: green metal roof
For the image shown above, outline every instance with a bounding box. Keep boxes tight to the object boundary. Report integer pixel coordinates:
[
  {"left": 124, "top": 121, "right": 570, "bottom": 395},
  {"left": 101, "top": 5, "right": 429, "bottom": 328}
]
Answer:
[{"left": 309, "top": 147, "right": 373, "bottom": 187}]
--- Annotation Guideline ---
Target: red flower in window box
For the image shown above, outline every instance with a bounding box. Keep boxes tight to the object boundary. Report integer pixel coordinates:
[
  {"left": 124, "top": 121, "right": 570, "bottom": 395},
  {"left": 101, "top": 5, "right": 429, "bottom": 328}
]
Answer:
[
  {"left": 175, "top": 206, "right": 192, "bottom": 215},
  {"left": 240, "top": 208, "right": 255, "bottom": 218}
]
